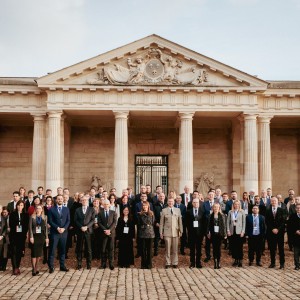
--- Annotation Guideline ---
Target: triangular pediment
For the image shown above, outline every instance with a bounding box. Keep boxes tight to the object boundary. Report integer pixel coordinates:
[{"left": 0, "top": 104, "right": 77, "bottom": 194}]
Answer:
[{"left": 37, "top": 35, "right": 268, "bottom": 89}]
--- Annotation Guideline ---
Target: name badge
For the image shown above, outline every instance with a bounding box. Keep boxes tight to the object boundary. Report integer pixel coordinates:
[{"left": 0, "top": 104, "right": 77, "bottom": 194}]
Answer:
[
  {"left": 123, "top": 227, "right": 129, "bottom": 234},
  {"left": 36, "top": 226, "right": 42, "bottom": 234},
  {"left": 244, "top": 209, "right": 248, "bottom": 214},
  {"left": 233, "top": 220, "right": 237, "bottom": 226},
  {"left": 94, "top": 217, "right": 98, "bottom": 223},
  {"left": 16, "top": 225, "right": 22, "bottom": 233},
  {"left": 214, "top": 226, "right": 219, "bottom": 233},
  {"left": 193, "top": 221, "right": 199, "bottom": 228}
]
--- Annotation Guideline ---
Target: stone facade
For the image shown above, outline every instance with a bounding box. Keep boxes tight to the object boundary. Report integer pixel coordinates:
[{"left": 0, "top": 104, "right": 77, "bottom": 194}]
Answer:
[{"left": 0, "top": 35, "right": 300, "bottom": 204}]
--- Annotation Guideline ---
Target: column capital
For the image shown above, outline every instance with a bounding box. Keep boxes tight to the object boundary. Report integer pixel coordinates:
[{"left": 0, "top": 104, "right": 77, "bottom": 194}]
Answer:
[
  {"left": 47, "top": 111, "right": 63, "bottom": 118},
  {"left": 113, "top": 110, "right": 129, "bottom": 119},
  {"left": 178, "top": 112, "right": 194, "bottom": 120},
  {"left": 242, "top": 113, "right": 258, "bottom": 121},
  {"left": 31, "top": 113, "right": 46, "bottom": 122},
  {"left": 257, "top": 115, "right": 274, "bottom": 123}
]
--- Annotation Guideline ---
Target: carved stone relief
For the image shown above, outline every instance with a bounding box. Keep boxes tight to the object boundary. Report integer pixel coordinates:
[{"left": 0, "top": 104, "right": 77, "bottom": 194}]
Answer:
[
  {"left": 87, "top": 48, "right": 208, "bottom": 86},
  {"left": 194, "top": 172, "right": 216, "bottom": 196}
]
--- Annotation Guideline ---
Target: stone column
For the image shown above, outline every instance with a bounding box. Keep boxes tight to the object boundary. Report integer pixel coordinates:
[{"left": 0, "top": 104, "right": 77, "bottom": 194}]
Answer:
[
  {"left": 178, "top": 112, "right": 194, "bottom": 193},
  {"left": 113, "top": 111, "right": 129, "bottom": 197},
  {"left": 258, "top": 115, "right": 273, "bottom": 191},
  {"left": 31, "top": 114, "right": 46, "bottom": 189},
  {"left": 46, "top": 111, "right": 62, "bottom": 192},
  {"left": 243, "top": 114, "right": 258, "bottom": 194},
  {"left": 60, "top": 115, "right": 66, "bottom": 188}
]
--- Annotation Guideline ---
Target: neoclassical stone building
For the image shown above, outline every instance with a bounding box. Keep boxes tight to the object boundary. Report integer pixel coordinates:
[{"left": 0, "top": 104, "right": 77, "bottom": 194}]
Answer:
[{"left": 0, "top": 35, "right": 299, "bottom": 203}]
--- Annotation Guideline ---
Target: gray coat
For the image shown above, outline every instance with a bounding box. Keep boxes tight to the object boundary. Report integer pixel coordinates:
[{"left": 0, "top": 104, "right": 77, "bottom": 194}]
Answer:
[
  {"left": 227, "top": 210, "right": 246, "bottom": 235},
  {"left": 137, "top": 213, "right": 155, "bottom": 239}
]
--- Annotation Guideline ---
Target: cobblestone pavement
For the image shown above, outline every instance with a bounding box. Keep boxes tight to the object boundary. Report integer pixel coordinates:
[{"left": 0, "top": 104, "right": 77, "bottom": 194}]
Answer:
[{"left": 0, "top": 243, "right": 299, "bottom": 300}]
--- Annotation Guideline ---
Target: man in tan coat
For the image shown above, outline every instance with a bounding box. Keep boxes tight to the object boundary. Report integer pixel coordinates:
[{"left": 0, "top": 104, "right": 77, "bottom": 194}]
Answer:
[{"left": 160, "top": 197, "right": 183, "bottom": 268}]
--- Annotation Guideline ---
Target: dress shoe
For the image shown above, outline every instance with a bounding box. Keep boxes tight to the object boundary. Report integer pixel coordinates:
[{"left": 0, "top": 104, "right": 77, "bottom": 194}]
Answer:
[
  {"left": 189, "top": 264, "right": 195, "bottom": 268},
  {"left": 172, "top": 265, "right": 178, "bottom": 269},
  {"left": 279, "top": 264, "right": 284, "bottom": 269},
  {"left": 204, "top": 258, "right": 210, "bottom": 263},
  {"left": 249, "top": 261, "right": 253, "bottom": 266},
  {"left": 256, "top": 262, "right": 262, "bottom": 267},
  {"left": 269, "top": 264, "right": 275, "bottom": 268},
  {"left": 36, "top": 271, "right": 39, "bottom": 275},
  {"left": 99, "top": 264, "right": 106, "bottom": 269},
  {"left": 12, "top": 269, "right": 18, "bottom": 275},
  {"left": 49, "top": 267, "right": 55, "bottom": 274},
  {"left": 238, "top": 261, "right": 242, "bottom": 267},
  {"left": 109, "top": 264, "right": 114, "bottom": 270},
  {"left": 76, "top": 265, "right": 82, "bottom": 270},
  {"left": 165, "top": 265, "right": 171, "bottom": 269},
  {"left": 32, "top": 270, "right": 36, "bottom": 276},
  {"left": 87, "top": 264, "right": 91, "bottom": 270},
  {"left": 294, "top": 266, "right": 300, "bottom": 270},
  {"left": 232, "top": 260, "right": 238, "bottom": 267},
  {"left": 196, "top": 264, "right": 203, "bottom": 269},
  {"left": 60, "top": 266, "right": 69, "bottom": 272}
]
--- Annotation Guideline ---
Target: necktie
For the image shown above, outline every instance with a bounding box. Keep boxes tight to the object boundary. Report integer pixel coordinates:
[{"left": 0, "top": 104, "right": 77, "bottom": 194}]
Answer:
[
  {"left": 58, "top": 207, "right": 62, "bottom": 215},
  {"left": 105, "top": 211, "right": 108, "bottom": 223},
  {"left": 83, "top": 207, "right": 86, "bottom": 214},
  {"left": 195, "top": 209, "right": 197, "bottom": 217},
  {"left": 186, "top": 196, "right": 188, "bottom": 206},
  {"left": 171, "top": 208, "right": 173, "bottom": 215},
  {"left": 273, "top": 209, "right": 276, "bottom": 217}
]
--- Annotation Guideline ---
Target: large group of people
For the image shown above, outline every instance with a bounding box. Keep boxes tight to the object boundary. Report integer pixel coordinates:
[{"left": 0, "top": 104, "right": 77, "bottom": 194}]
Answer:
[{"left": 0, "top": 184, "right": 300, "bottom": 276}]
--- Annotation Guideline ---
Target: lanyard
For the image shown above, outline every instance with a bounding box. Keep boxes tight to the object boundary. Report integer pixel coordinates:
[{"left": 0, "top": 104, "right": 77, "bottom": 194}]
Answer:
[
  {"left": 36, "top": 216, "right": 42, "bottom": 225},
  {"left": 253, "top": 215, "right": 258, "bottom": 227},
  {"left": 233, "top": 211, "right": 238, "bottom": 219}
]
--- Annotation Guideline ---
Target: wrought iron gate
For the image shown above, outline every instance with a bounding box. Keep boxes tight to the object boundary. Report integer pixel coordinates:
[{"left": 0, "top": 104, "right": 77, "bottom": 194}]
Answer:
[{"left": 135, "top": 155, "right": 168, "bottom": 195}]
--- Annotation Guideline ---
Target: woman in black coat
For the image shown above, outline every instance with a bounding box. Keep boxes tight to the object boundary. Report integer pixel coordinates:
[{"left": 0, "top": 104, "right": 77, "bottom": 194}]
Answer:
[
  {"left": 116, "top": 207, "right": 135, "bottom": 268},
  {"left": 9, "top": 200, "right": 29, "bottom": 275},
  {"left": 207, "top": 203, "right": 227, "bottom": 269}
]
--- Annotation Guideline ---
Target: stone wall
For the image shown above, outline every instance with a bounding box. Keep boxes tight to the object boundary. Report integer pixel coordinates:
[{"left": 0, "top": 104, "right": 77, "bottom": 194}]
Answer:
[
  {"left": 0, "top": 125, "right": 33, "bottom": 205},
  {"left": 271, "top": 128, "right": 300, "bottom": 196}
]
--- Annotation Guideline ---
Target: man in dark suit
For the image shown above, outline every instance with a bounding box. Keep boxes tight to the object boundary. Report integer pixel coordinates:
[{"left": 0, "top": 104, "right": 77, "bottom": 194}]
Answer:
[
  {"left": 203, "top": 191, "right": 215, "bottom": 262},
  {"left": 25, "top": 190, "right": 35, "bottom": 213},
  {"left": 98, "top": 200, "right": 117, "bottom": 270},
  {"left": 34, "top": 186, "right": 45, "bottom": 202},
  {"left": 265, "top": 196, "right": 286, "bottom": 269},
  {"left": 175, "top": 195, "right": 187, "bottom": 255},
  {"left": 7, "top": 191, "right": 21, "bottom": 214},
  {"left": 245, "top": 205, "right": 266, "bottom": 266},
  {"left": 47, "top": 195, "right": 70, "bottom": 273},
  {"left": 180, "top": 185, "right": 193, "bottom": 208},
  {"left": 186, "top": 198, "right": 206, "bottom": 268},
  {"left": 288, "top": 203, "right": 300, "bottom": 270},
  {"left": 74, "top": 195, "right": 95, "bottom": 270},
  {"left": 153, "top": 193, "right": 167, "bottom": 256}
]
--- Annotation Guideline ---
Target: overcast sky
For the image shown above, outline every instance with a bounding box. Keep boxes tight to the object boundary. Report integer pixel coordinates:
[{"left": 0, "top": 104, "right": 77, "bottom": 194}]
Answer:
[{"left": 0, "top": 0, "right": 299, "bottom": 80}]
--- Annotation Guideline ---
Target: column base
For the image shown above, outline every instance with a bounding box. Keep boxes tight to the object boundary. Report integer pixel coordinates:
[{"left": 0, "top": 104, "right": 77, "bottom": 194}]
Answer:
[{"left": 114, "top": 180, "right": 128, "bottom": 198}]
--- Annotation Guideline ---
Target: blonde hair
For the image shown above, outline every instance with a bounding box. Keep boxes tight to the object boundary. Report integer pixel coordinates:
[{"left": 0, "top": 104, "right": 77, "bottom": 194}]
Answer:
[
  {"left": 212, "top": 203, "right": 222, "bottom": 214},
  {"left": 231, "top": 200, "right": 242, "bottom": 212}
]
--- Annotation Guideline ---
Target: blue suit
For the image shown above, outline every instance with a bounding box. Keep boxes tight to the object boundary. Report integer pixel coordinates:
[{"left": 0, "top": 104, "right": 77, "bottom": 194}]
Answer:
[
  {"left": 245, "top": 214, "right": 266, "bottom": 237},
  {"left": 48, "top": 205, "right": 70, "bottom": 269}
]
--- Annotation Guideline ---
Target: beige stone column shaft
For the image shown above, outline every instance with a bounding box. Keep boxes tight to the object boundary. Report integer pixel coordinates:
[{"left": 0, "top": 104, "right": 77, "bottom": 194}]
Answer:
[
  {"left": 179, "top": 112, "right": 194, "bottom": 193},
  {"left": 113, "top": 111, "right": 129, "bottom": 197},
  {"left": 60, "top": 115, "right": 65, "bottom": 188},
  {"left": 258, "top": 115, "right": 273, "bottom": 191},
  {"left": 243, "top": 114, "right": 258, "bottom": 194},
  {"left": 31, "top": 114, "right": 46, "bottom": 189},
  {"left": 46, "top": 111, "right": 62, "bottom": 192}
]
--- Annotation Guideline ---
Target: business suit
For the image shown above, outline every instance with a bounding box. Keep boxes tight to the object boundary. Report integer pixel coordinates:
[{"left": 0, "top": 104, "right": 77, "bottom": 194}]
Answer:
[
  {"left": 227, "top": 210, "right": 246, "bottom": 262},
  {"left": 245, "top": 214, "right": 266, "bottom": 265},
  {"left": 62, "top": 199, "right": 74, "bottom": 257},
  {"left": 159, "top": 207, "right": 183, "bottom": 266},
  {"left": 25, "top": 198, "right": 34, "bottom": 213},
  {"left": 98, "top": 209, "right": 117, "bottom": 267},
  {"left": 174, "top": 202, "right": 187, "bottom": 253},
  {"left": 74, "top": 206, "right": 95, "bottom": 268},
  {"left": 265, "top": 206, "right": 286, "bottom": 266},
  {"left": 9, "top": 211, "right": 29, "bottom": 272},
  {"left": 186, "top": 206, "right": 206, "bottom": 267},
  {"left": 203, "top": 200, "right": 214, "bottom": 260},
  {"left": 0, "top": 216, "right": 7, "bottom": 271},
  {"left": 7, "top": 201, "right": 17, "bottom": 214},
  {"left": 47, "top": 205, "right": 70, "bottom": 270},
  {"left": 288, "top": 213, "right": 300, "bottom": 268},
  {"left": 180, "top": 193, "right": 192, "bottom": 207}
]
